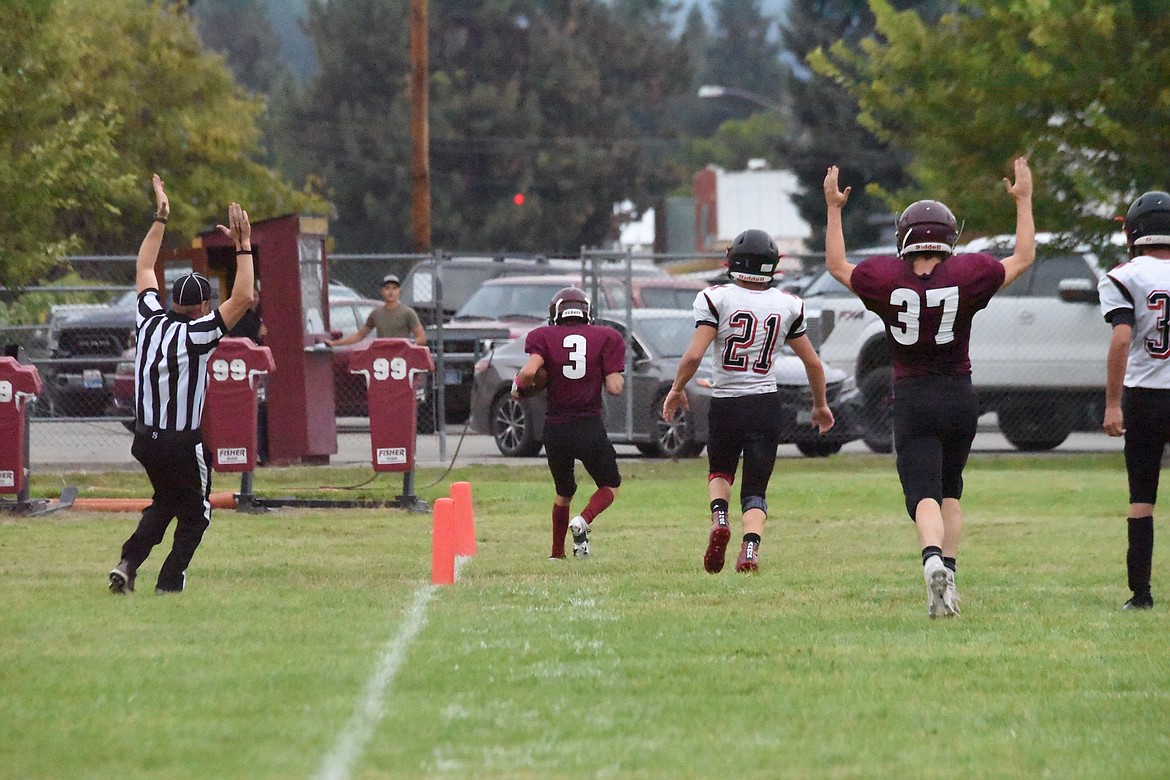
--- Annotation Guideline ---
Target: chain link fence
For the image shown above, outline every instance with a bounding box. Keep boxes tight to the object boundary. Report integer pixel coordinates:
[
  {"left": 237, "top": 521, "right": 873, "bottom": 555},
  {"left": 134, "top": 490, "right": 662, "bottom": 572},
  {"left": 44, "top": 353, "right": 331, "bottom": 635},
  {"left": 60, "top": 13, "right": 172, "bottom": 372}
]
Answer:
[{"left": 2, "top": 244, "right": 1119, "bottom": 471}]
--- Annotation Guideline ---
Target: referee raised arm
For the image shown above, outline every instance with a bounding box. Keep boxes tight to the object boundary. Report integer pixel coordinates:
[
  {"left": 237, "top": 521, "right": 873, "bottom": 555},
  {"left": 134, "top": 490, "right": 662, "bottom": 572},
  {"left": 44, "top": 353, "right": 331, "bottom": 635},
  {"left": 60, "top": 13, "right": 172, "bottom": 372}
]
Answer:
[{"left": 109, "top": 175, "right": 255, "bottom": 595}]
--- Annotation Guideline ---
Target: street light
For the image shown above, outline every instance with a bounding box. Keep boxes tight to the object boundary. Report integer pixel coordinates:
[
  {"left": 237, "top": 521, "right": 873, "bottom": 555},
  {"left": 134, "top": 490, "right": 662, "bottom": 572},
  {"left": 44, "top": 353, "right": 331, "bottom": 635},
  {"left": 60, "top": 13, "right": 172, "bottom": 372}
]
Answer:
[{"left": 697, "top": 84, "right": 785, "bottom": 115}]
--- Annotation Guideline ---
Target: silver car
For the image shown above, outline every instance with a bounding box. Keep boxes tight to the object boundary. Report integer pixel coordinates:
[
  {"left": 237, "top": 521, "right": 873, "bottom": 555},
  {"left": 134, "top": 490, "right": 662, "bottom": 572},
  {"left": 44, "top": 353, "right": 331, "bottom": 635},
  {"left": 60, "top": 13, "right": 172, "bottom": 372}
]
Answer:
[{"left": 469, "top": 308, "right": 865, "bottom": 458}]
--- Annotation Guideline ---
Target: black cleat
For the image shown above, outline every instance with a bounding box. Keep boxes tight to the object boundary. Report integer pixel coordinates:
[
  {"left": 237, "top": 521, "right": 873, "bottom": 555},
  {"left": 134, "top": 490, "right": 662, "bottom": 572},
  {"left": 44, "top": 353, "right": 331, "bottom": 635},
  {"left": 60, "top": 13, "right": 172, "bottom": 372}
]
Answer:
[
  {"left": 1122, "top": 593, "right": 1154, "bottom": 610},
  {"left": 108, "top": 560, "right": 134, "bottom": 594}
]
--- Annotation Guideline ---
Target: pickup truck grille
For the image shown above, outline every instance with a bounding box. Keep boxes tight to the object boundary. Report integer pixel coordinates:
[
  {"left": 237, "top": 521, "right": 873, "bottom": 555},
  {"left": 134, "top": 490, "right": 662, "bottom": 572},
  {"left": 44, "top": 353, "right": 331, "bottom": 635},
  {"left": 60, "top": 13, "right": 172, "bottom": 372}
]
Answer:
[{"left": 57, "top": 328, "right": 131, "bottom": 358}]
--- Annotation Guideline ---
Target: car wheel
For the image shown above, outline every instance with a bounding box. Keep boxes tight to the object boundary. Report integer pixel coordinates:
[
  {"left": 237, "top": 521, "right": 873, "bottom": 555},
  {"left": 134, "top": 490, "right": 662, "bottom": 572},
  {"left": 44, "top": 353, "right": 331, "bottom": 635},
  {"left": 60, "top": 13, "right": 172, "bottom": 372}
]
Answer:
[
  {"left": 997, "top": 398, "right": 1073, "bottom": 452},
  {"left": 490, "top": 392, "right": 543, "bottom": 457},
  {"left": 649, "top": 388, "right": 704, "bottom": 458},
  {"left": 858, "top": 365, "right": 894, "bottom": 454},
  {"left": 795, "top": 439, "right": 843, "bottom": 457}
]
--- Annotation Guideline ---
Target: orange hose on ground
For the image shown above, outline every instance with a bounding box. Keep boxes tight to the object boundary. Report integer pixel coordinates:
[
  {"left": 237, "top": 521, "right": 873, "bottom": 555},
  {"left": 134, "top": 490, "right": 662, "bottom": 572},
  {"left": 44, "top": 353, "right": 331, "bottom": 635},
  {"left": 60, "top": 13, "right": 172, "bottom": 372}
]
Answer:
[{"left": 63, "top": 492, "right": 238, "bottom": 512}]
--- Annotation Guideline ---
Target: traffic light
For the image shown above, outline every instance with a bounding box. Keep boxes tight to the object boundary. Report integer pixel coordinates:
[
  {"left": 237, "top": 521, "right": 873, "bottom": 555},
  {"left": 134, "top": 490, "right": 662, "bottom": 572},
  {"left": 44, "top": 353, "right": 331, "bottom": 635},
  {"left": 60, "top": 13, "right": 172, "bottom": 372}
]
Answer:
[{"left": 512, "top": 192, "right": 525, "bottom": 206}]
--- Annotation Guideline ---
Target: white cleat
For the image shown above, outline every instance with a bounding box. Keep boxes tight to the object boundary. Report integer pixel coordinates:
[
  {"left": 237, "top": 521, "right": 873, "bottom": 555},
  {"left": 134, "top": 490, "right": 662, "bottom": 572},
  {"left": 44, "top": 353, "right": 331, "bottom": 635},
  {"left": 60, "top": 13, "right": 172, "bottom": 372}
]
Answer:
[
  {"left": 945, "top": 569, "right": 961, "bottom": 616},
  {"left": 569, "top": 515, "right": 590, "bottom": 558},
  {"left": 924, "top": 557, "right": 957, "bottom": 619}
]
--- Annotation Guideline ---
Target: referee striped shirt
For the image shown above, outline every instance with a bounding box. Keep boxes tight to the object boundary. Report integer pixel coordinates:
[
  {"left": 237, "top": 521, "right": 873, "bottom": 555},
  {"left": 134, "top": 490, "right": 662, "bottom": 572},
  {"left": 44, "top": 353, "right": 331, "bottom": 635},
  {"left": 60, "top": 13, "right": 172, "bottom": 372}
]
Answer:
[{"left": 133, "top": 289, "right": 227, "bottom": 431}]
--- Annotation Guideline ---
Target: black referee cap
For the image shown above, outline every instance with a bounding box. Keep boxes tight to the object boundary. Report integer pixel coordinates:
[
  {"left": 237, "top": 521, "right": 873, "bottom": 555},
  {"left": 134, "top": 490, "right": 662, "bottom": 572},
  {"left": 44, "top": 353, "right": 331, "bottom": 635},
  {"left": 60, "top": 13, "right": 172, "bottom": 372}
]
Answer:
[{"left": 171, "top": 272, "right": 212, "bottom": 305}]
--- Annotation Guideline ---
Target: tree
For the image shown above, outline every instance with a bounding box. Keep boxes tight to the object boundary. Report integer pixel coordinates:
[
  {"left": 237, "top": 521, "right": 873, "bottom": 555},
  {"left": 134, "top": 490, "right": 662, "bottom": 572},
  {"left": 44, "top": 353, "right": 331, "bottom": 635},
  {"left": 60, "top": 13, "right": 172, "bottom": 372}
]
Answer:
[
  {"left": 811, "top": 0, "right": 1170, "bottom": 249},
  {"left": 780, "top": 0, "right": 949, "bottom": 250},
  {"left": 274, "top": 0, "right": 693, "bottom": 254},
  {"left": 704, "top": 0, "right": 788, "bottom": 122},
  {"left": 0, "top": 3, "right": 129, "bottom": 287},
  {"left": 0, "top": 0, "right": 326, "bottom": 288},
  {"left": 190, "top": 0, "right": 294, "bottom": 95}
]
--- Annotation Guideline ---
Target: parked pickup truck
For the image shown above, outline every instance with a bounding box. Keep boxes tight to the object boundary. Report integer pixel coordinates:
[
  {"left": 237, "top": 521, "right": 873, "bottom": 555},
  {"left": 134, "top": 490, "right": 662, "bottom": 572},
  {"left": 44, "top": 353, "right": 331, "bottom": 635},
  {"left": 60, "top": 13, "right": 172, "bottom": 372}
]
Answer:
[{"left": 802, "top": 236, "right": 1117, "bottom": 452}]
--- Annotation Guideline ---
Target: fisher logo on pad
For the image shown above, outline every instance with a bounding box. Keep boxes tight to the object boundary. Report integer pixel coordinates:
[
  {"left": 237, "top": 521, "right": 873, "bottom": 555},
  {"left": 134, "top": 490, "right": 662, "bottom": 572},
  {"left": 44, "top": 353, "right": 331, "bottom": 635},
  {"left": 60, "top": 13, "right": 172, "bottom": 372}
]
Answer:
[
  {"left": 217, "top": 448, "right": 248, "bottom": 465},
  {"left": 377, "top": 447, "right": 407, "bottom": 465}
]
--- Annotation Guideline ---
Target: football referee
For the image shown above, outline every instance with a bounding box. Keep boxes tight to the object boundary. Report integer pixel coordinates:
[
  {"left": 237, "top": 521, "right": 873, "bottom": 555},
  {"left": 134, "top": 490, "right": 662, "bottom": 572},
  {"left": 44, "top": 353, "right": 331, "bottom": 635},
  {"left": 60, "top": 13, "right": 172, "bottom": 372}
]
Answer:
[{"left": 109, "top": 174, "right": 256, "bottom": 595}]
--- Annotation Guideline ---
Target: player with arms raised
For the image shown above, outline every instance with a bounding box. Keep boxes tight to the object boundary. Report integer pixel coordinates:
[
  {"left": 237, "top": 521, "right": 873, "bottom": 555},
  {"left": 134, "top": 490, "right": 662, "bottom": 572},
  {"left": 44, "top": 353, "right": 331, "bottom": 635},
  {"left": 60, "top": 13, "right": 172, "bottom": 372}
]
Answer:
[
  {"left": 514, "top": 287, "right": 626, "bottom": 560},
  {"left": 663, "top": 229, "right": 834, "bottom": 574},
  {"left": 823, "top": 157, "right": 1034, "bottom": 617}
]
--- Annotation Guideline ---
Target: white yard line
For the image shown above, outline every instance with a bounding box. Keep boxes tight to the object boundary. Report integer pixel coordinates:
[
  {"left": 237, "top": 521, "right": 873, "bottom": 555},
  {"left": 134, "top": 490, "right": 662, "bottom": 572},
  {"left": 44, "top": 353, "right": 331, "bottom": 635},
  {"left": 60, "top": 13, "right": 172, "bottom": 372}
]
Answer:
[{"left": 314, "top": 558, "right": 467, "bottom": 780}]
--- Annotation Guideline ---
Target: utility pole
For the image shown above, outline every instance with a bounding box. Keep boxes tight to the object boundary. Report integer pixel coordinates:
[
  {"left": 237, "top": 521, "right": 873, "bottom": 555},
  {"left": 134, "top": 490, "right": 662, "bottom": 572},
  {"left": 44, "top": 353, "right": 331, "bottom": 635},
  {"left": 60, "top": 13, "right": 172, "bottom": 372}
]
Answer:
[{"left": 410, "top": 0, "right": 431, "bottom": 252}]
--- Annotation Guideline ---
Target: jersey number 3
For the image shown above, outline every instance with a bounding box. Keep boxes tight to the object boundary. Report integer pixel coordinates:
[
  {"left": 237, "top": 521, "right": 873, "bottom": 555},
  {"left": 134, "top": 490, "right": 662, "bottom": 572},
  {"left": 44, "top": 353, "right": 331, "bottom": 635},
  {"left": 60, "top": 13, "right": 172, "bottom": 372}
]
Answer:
[
  {"left": 561, "top": 334, "right": 588, "bottom": 379},
  {"left": 889, "top": 286, "right": 959, "bottom": 346}
]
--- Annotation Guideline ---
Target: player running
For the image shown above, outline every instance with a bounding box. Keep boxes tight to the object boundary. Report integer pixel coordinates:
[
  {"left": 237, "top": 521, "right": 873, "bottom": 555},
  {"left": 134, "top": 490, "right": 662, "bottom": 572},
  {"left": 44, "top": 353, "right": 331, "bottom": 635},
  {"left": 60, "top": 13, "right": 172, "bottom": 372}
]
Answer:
[
  {"left": 1099, "top": 190, "right": 1170, "bottom": 610},
  {"left": 823, "top": 157, "right": 1034, "bottom": 617},
  {"left": 514, "top": 287, "right": 626, "bottom": 560},
  {"left": 663, "top": 229, "right": 834, "bottom": 574}
]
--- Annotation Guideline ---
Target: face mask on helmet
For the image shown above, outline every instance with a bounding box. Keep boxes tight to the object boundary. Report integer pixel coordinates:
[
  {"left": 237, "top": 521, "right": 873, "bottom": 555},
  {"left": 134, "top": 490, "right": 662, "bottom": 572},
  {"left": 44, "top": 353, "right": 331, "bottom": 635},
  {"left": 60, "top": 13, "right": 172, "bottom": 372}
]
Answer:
[
  {"left": 896, "top": 200, "right": 960, "bottom": 258},
  {"left": 726, "top": 229, "right": 780, "bottom": 284},
  {"left": 548, "top": 287, "right": 592, "bottom": 325},
  {"left": 1124, "top": 191, "right": 1170, "bottom": 252}
]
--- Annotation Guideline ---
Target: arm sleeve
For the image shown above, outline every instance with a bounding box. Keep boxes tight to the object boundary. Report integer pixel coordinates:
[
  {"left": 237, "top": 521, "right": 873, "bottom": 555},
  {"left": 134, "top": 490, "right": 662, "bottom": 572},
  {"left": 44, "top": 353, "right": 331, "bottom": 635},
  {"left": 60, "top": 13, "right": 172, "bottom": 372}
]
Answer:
[
  {"left": 136, "top": 289, "right": 163, "bottom": 327},
  {"left": 602, "top": 330, "right": 626, "bottom": 375},
  {"left": 975, "top": 253, "right": 1007, "bottom": 299},
  {"left": 785, "top": 302, "right": 807, "bottom": 340},
  {"left": 1099, "top": 271, "right": 1135, "bottom": 325},
  {"left": 692, "top": 289, "right": 718, "bottom": 327},
  {"left": 849, "top": 258, "right": 880, "bottom": 301},
  {"left": 524, "top": 328, "right": 549, "bottom": 360}
]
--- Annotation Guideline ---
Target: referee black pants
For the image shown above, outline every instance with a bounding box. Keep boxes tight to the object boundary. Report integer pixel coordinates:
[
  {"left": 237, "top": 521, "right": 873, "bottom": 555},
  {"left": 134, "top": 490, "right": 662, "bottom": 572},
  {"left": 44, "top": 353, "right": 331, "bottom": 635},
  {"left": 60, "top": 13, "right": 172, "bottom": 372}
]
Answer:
[{"left": 123, "top": 428, "right": 213, "bottom": 592}]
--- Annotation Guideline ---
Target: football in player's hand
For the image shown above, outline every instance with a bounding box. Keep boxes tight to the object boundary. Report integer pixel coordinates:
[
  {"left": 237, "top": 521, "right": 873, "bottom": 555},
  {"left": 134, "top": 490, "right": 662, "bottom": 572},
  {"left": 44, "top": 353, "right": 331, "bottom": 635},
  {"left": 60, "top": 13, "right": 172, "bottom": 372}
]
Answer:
[{"left": 513, "top": 367, "right": 548, "bottom": 399}]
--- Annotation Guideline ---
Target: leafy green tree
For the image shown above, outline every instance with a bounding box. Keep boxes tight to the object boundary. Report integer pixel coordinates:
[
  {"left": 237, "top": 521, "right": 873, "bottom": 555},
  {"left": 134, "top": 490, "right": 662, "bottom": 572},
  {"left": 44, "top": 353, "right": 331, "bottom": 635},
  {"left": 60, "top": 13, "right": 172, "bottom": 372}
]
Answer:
[
  {"left": 703, "top": 0, "right": 787, "bottom": 122},
  {"left": 780, "top": 0, "right": 950, "bottom": 250},
  {"left": 0, "top": 0, "right": 325, "bottom": 289},
  {"left": 275, "top": 0, "right": 692, "bottom": 253},
  {"left": 190, "top": 0, "right": 294, "bottom": 95},
  {"left": 0, "top": 3, "right": 129, "bottom": 288},
  {"left": 811, "top": 0, "right": 1170, "bottom": 249}
]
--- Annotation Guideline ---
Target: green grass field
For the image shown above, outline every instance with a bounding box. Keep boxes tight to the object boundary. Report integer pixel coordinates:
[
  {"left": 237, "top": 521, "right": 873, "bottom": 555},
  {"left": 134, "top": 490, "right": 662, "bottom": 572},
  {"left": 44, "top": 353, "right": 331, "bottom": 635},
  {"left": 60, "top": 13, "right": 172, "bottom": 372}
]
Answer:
[{"left": 3, "top": 453, "right": 1168, "bottom": 779}]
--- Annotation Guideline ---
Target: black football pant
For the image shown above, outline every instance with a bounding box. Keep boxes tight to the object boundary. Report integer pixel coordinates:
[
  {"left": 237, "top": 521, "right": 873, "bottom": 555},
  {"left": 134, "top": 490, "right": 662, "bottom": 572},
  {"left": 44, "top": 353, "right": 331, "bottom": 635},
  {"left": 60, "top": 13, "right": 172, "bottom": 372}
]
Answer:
[
  {"left": 543, "top": 416, "right": 622, "bottom": 499},
  {"left": 893, "top": 375, "right": 978, "bottom": 521},
  {"left": 122, "top": 428, "right": 213, "bottom": 592}
]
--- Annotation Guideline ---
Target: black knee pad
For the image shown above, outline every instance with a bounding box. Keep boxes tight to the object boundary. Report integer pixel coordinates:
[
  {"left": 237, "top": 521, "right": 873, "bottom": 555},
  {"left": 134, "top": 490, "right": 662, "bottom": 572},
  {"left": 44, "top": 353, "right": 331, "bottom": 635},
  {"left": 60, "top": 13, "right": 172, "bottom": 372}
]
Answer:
[{"left": 741, "top": 495, "right": 768, "bottom": 515}]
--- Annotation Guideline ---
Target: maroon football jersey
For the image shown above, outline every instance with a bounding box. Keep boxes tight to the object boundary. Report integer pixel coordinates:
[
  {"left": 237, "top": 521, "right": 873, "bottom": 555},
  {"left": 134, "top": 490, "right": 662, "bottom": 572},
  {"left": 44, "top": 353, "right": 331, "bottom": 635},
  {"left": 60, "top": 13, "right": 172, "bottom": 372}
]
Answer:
[
  {"left": 524, "top": 323, "right": 626, "bottom": 423},
  {"left": 851, "top": 253, "right": 1005, "bottom": 380}
]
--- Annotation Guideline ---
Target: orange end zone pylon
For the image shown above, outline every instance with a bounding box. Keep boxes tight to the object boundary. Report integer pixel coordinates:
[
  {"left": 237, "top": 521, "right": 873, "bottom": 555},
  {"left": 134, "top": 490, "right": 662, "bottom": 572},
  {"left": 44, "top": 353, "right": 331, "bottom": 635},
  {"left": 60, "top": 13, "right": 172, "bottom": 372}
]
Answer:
[
  {"left": 450, "top": 481, "right": 476, "bottom": 558},
  {"left": 431, "top": 497, "right": 456, "bottom": 585}
]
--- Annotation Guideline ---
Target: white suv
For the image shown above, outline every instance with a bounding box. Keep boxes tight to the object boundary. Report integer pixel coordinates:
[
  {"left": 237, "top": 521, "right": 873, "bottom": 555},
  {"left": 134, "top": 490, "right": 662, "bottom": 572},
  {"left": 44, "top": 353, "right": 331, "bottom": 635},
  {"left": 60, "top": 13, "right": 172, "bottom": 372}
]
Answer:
[{"left": 802, "top": 236, "right": 1116, "bottom": 452}]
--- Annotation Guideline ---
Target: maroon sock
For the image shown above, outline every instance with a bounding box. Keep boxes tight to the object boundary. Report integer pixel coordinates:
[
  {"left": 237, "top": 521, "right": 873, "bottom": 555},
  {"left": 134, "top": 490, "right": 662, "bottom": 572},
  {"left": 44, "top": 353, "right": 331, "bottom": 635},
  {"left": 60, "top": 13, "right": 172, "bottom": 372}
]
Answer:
[
  {"left": 551, "top": 504, "right": 570, "bottom": 558},
  {"left": 580, "top": 487, "right": 615, "bottom": 524}
]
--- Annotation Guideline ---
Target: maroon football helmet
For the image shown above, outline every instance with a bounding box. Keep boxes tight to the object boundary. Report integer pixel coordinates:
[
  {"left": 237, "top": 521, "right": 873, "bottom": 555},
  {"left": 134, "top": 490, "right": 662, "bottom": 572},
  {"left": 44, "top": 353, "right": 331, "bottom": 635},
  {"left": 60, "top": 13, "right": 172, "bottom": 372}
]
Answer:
[
  {"left": 548, "top": 287, "right": 592, "bottom": 324},
  {"left": 896, "top": 200, "right": 960, "bottom": 258}
]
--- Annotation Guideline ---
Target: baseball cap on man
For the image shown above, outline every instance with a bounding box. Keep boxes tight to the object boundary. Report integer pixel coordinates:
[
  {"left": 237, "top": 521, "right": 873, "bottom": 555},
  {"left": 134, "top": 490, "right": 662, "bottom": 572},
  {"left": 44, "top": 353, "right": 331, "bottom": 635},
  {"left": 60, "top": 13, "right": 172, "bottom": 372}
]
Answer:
[
  {"left": 382, "top": 274, "right": 401, "bottom": 286},
  {"left": 171, "top": 272, "right": 212, "bottom": 305}
]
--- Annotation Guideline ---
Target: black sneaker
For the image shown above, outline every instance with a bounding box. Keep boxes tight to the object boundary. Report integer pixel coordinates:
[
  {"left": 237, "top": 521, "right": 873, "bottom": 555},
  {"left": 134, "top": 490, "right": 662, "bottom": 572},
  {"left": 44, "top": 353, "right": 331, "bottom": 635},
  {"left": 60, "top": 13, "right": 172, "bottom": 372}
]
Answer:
[
  {"left": 108, "top": 560, "right": 134, "bottom": 594},
  {"left": 1123, "top": 592, "right": 1154, "bottom": 610}
]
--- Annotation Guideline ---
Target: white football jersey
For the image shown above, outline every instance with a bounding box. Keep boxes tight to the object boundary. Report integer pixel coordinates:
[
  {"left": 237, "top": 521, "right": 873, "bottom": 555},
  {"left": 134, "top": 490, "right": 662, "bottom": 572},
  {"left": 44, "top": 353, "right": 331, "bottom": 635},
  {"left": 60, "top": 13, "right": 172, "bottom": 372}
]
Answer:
[
  {"left": 692, "top": 283, "right": 807, "bottom": 398},
  {"left": 1099, "top": 255, "right": 1170, "bottom": 388}
]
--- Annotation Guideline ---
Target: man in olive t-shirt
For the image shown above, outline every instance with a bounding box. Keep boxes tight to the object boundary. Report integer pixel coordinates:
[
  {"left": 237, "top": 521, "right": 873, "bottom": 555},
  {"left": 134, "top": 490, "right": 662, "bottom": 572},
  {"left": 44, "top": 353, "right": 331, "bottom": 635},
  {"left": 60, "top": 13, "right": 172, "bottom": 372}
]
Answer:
[{"left": 325, "top": 273, "right": 427, "bottom": 347}]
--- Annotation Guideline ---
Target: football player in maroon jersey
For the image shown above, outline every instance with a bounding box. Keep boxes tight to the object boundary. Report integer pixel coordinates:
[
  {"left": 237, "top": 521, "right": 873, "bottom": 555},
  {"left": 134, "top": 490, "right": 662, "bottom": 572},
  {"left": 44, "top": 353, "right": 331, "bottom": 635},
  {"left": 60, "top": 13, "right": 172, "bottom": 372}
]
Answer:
[
  {"left": 515, "top": 287, "right": 626, "bottom": 560},
  {"left": 823, "top": 157, "right": 1034, "bottom": 617},
  {"left": 664, "top": 230, "right": 834, "bottom": 575}
]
